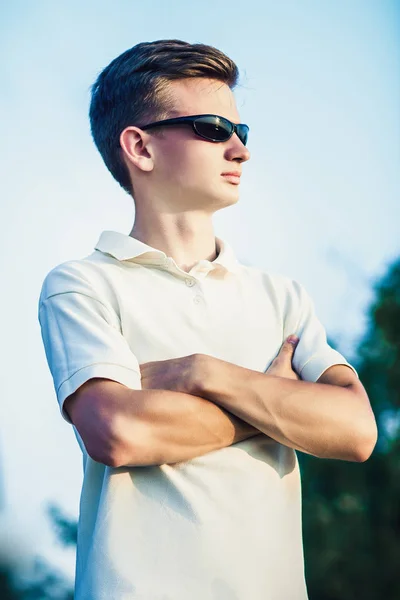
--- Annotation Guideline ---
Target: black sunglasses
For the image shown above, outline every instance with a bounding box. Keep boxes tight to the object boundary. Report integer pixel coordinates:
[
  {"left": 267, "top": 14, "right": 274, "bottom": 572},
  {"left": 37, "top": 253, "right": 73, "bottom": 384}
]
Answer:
[{"left": 139, "top": 114, "right": 249, "bottom": 146}]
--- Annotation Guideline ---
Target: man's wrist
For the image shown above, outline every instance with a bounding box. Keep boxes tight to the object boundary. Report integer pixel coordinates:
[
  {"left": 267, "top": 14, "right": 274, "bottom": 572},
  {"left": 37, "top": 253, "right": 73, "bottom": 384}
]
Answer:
[
  {"left": 190, "top": 354, "right": 261, "bottom": 439},
  {"left": 190, "top": 354, "right": 247, "bottom": 404},
  {"left": 188, "top": 353, "right": 213, "bottom": 396}
]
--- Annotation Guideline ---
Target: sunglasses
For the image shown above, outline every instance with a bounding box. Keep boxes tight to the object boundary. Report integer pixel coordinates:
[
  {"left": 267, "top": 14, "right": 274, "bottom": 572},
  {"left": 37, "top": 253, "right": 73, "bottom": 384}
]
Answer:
[{"left": 139, "top": 114, "right": 249, "bottom": 146}]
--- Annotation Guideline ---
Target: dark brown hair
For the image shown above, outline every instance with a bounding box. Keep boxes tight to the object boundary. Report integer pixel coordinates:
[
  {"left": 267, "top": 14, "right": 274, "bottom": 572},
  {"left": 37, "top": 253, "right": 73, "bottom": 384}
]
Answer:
[{"left": 89, "top": 39, "right": 240, "bottom": 196}]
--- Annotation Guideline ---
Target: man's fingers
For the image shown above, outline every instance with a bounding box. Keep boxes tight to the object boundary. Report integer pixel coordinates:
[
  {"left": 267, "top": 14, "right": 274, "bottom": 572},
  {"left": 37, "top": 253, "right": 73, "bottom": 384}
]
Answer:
[{"left": 280, "top": 335, "right": 299, "bottom": 356}]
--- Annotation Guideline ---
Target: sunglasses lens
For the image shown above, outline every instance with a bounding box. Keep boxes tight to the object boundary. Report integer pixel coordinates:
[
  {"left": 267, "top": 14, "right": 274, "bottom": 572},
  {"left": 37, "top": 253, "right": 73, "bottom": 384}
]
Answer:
[
  {"left": 236, "top": 125, "right": 249, "bottom": 146},
  {"left": 194, "top": 116, "right": 232, "bottom": 141}
]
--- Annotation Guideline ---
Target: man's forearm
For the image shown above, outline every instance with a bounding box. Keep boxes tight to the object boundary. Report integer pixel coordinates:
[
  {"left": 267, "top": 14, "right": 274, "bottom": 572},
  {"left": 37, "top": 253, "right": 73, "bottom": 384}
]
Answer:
[
  {"left": 193, "top": 358, "right": 376, "bottom": 461},
  {"left": 117, "top": 388, "right": 261, "bottom": 467}
]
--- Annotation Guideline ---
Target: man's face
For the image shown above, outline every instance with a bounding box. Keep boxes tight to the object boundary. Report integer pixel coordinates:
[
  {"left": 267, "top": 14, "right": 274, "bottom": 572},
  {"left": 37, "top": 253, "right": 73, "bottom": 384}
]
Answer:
[{"left": 144, "top": 78, "right": 251, "bottom": 212}]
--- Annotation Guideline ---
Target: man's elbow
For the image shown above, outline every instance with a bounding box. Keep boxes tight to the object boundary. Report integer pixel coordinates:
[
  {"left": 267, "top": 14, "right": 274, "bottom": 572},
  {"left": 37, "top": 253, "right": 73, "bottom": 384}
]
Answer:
[
  {"left": 91, "top": 446, "right": 125, "bottom": 468},
  {"left": 353, "top": 421, "right": 378, "bottom": 462},
  {"left": 87, "top": 434, "right": 126, "bottom": 468},
  {"left": 90, "top": 438, "right": 143, "bottom": 468},
  {"left": 66, "top": 380, "right": 155, "bottom": 468},
  {"left": 86, "top": 418, "right": 147, "bottom": 468},
  {"left": 92, "top": 423, "right": 156, "bottom": 468},
  {"left": 346, "top": 385, "right": 378, "bottom": 463}
]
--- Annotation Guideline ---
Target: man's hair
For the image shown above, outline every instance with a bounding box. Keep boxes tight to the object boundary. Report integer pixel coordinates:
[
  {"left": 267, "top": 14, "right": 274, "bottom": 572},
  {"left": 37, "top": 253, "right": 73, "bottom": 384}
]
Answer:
[{"left": 89, "top": 39, "right": 240, "bottom": 196}]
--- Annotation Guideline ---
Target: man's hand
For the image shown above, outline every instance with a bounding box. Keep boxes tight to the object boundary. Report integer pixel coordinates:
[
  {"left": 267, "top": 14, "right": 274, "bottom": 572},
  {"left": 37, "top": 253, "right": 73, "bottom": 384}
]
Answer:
[
  {"left": 139, "top": 335, "right": 301, "bottom": 395},
  {"left": 139, "top": 354, "right": 199, "bottom": 394},
  {"left": 265, "top": 335, "right": 300, "bottom": 380}
]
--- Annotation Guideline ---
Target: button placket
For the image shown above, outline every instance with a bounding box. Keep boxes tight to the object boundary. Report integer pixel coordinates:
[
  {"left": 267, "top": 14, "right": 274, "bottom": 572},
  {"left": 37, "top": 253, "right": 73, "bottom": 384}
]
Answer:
[{"left": 183, "top": 276, "right": 205, "bottom": 305}]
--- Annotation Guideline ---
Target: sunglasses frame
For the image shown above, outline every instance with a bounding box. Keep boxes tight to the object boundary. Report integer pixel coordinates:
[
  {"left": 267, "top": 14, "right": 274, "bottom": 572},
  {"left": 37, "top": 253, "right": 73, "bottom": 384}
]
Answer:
[{"left": 139, "top": 114, "right": 249, "bottom": 146}]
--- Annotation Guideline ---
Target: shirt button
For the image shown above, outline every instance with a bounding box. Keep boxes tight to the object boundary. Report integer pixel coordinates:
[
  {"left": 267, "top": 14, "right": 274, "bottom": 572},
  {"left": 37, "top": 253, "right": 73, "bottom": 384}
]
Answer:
[
  {"left": 193, "top": 295, "right": 202, "bottom": 304},
  {"left": 185, "top": 278, "right": 195, "bottom": 286}
]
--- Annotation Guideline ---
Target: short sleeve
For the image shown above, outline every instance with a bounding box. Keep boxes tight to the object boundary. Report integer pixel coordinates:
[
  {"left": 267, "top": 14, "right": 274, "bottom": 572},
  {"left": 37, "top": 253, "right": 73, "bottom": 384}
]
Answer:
[
  {"left": 283, "top": 279, "right": 359, "bottom": 382},
  {"left": 38, "top": 262, "right": 142, "bottom": 424}
]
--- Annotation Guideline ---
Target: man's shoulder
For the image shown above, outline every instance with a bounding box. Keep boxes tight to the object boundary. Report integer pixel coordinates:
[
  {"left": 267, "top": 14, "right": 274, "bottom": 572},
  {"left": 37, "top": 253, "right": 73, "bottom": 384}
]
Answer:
[
  {"left": 239, "top": 262, "right": 297, "bottom": 293},
  {"left": 238, "top": 263, "right": 312, "bottom": 317},
  {"left": 38, "top": 251, "right": 117, "bottom": 307}
]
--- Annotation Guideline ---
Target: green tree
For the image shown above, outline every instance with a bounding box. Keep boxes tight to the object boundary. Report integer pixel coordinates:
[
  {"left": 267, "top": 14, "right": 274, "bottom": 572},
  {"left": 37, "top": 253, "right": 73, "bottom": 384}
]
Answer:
[
  {"left": 299, "top": 257, "right": 400, "bottom": 599},
  {"left": 1, "top": 503, "right": 76, "bottom": 600},
  {"left": 0, "top": 563, "right": 22, "bottom": 600}
]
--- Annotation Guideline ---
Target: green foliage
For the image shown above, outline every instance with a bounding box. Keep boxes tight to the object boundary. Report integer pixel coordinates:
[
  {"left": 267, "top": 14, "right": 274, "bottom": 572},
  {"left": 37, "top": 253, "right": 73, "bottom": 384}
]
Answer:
[
  {"left": 0, "top": 564, "right": 21, "bottom": 600},
  {"left": 46, "top": 504, "right": 77, "bottom": 548},
  {"left": 299, "top": 257, "right": 400, "bottom": 599},
  {"left": 0, "top": 504, "right": 75, "bottom": 600},
  {"left": 15, "top": 557, "right": 74, "bottom": 600}
]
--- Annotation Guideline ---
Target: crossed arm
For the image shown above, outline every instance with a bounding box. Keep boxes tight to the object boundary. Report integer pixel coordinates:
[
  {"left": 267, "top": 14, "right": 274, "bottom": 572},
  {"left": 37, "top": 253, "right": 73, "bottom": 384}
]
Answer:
[
  {"left": 84, "top": 356, "right": 377, "bottom": 468},
  {"left": 191, "top": 358, "right": 378, "bottom": 462},
  {"left": 69, "top": 375, "right": 261, "bottom": 468}
]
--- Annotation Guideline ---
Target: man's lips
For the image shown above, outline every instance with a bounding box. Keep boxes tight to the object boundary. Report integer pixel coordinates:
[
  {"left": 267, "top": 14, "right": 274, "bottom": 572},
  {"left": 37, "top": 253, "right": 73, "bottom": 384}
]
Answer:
[{"left": 221, "top": 173, "right": 241, "bottom": 184}]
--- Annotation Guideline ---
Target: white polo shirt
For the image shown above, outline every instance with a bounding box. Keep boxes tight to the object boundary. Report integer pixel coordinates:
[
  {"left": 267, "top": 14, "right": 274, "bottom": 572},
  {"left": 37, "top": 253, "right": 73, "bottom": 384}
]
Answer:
[{"left": 38, "top": 230, "right": 358, "bottom": 600}]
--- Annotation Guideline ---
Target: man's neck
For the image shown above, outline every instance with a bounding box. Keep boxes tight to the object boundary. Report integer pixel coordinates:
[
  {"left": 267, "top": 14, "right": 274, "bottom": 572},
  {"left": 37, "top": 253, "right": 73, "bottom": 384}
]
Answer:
[{"left": 129, "top": 221, "right": 218, "bottom": 274}]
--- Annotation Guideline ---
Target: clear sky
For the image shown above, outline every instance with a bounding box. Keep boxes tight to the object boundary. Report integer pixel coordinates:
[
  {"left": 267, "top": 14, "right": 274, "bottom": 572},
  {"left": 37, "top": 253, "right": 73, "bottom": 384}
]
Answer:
[{"left": 1, "top": 0, "right": 399, "bottom": 583}]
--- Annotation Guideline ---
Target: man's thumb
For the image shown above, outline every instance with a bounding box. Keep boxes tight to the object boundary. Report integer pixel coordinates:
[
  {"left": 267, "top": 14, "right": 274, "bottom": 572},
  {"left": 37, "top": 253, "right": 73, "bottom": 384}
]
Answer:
[{"left": 286, "top": 335, "right": 299, "bottom": 349}]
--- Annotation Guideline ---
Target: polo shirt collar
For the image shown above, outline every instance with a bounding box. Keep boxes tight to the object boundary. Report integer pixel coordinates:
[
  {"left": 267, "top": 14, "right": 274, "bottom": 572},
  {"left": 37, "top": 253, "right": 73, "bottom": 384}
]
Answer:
[{"left": 94, "top": 230, "right": 239, "bottom": 275}]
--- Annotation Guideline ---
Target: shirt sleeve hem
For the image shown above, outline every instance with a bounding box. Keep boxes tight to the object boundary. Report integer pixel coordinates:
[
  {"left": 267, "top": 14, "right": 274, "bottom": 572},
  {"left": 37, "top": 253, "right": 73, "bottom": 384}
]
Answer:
[
  {"left": 299, "top": 349, "right": 359, "bottom": 382},
  {"left": 57, "top": 363, "right": 142, "bottom": 424}
]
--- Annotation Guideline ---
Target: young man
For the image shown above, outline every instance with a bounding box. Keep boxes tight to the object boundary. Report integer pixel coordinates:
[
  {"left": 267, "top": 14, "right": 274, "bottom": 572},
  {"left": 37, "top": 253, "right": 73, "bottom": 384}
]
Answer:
[{"left": 38, "top": 39, "right": 377, "bottom": 600}]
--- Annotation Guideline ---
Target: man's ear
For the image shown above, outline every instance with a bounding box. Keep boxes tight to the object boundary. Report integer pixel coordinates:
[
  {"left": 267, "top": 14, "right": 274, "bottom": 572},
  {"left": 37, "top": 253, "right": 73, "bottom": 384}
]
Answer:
[{"left": 119, "top": 126, "right": 154, "bottom": 173}]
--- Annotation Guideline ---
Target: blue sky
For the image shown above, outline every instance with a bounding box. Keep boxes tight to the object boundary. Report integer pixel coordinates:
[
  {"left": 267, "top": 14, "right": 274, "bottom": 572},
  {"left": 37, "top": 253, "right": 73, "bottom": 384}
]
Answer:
[{"left": 0, "top": 0, "right": 399, "bottom": 582}]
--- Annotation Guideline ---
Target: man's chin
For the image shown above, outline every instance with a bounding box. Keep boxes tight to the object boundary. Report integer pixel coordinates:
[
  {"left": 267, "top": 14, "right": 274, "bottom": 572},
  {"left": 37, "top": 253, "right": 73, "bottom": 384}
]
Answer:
[{"left": 209, "top": 191, "right": 240, "bottom": 211}]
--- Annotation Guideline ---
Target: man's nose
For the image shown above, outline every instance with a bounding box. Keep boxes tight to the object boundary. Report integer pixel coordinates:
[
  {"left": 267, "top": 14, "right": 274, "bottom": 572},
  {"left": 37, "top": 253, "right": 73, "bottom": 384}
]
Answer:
[{"left": 229, "top": 134, "right": 251, "bottom": 162}]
